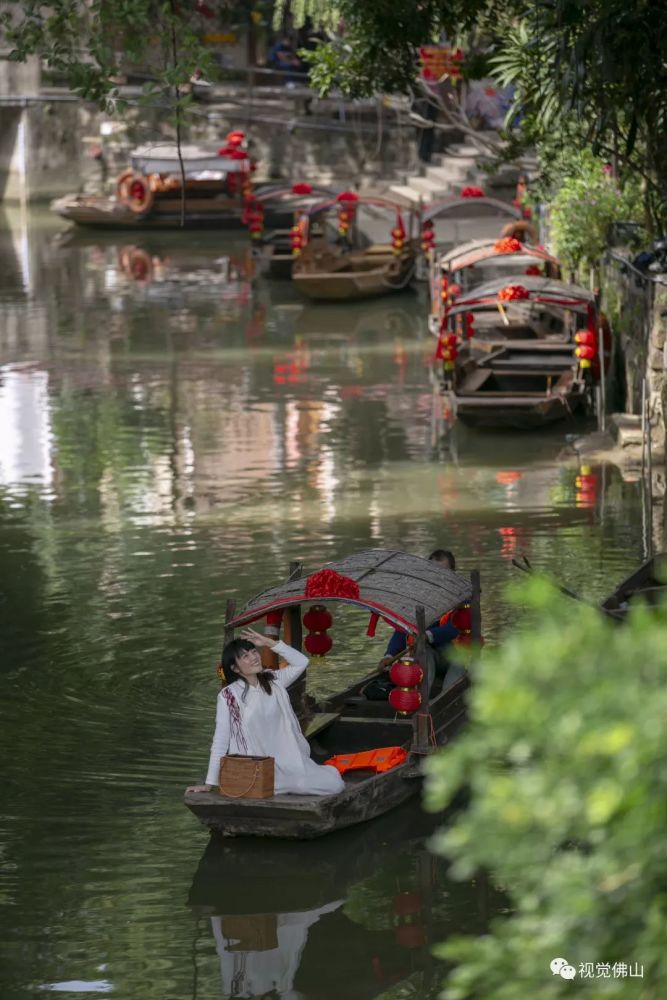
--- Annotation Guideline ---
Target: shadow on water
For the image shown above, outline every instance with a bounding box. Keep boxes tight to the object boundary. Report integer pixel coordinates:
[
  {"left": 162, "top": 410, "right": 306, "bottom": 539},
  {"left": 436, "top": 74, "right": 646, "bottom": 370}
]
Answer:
[{"left": 186, "top": 800, "right": 503, "bottom": 1000}]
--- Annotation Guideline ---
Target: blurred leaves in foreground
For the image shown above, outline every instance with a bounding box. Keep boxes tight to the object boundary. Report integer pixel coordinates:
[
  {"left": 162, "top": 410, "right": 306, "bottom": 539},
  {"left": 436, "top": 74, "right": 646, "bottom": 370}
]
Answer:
[{"left": 425, "top": 576, "right": 667, "bottom": 999}]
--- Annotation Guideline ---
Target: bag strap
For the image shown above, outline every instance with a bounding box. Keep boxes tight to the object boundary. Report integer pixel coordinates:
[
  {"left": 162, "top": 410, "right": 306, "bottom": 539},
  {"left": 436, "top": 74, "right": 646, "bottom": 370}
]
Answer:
[{"left": 219, "top": 758, "right": 259, "bottom": 799}]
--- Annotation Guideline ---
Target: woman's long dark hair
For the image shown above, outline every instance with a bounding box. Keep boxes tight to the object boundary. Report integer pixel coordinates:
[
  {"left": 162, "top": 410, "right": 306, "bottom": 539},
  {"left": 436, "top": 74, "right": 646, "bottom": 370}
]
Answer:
[{"left": 220, "top": 638, "right": 274, "bottom": 697}]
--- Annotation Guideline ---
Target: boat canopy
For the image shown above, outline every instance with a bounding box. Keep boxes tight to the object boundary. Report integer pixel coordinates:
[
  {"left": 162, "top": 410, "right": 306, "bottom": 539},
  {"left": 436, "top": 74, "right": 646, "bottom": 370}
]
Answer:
[
  {"left": 301, "top": 195, "right": 412, "bottom": 219},
  {"left": 438, "top": 238, "right": 559, "bottom": 273},
  {"left": 446, "top": 276, "right": 595, "bottom": 317},
  {"left": 130, "top": 143, "right": 251, "bottom": 176},
  {"left": 424, "top": 196, "right": 522, "bottom": 223},
  {"left": 228, "top": 549, "right": 472, "bottom": 634}
]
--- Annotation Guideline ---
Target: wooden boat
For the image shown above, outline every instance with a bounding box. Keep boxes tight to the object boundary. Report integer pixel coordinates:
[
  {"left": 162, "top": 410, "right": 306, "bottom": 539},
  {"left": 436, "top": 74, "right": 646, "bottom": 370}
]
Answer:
[
  {"left": 184, "top": 548, "right": 480, "bottom": 838},
  {"left": 242, "top": 183, "right": 340, "bottom": 279},
  {"left": 600, "top": 554, "right": 667, "bottom": 619},
  {"left": 51, "top": 135, "right": 299, "bottom": 231},
  {"left": 416, "top": 192, "right": 525, "bottom": 281},
  {"left": 432, "top": 236, "right": 560, "bottom": 305},
  {"left": 291, "top": 195, "right": 417, "bottom": 301},
  {"left": 432, "top": 275, "right": 609, "bottom": 430}
]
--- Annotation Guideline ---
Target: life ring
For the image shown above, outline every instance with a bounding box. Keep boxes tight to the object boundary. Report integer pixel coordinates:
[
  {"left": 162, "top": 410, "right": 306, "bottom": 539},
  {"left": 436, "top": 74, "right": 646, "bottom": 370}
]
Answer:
[
  {"left": 501, "top": 219, "right": 538, "bottom": 243},
  {"left": 117, "top": 171, "right": 155, "bottom": 215}
]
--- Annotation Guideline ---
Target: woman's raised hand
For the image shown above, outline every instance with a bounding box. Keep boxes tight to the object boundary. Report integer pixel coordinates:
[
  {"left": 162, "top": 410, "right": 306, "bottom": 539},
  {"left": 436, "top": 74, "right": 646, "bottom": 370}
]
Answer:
[{"left": 240, "top": 626, "right": 276, "bottom": 648}]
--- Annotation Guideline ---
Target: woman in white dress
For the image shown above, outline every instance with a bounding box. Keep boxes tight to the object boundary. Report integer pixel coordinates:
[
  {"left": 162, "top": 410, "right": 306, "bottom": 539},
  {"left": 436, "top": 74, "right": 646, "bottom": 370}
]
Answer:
[{"left": 186, "top": 628, "right": 344, "bottom": 796}]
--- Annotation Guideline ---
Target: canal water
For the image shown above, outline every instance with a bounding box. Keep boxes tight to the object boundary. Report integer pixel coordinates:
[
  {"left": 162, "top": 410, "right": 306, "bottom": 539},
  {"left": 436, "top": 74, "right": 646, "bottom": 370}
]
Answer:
[{"left": 0, "top": 207, "right": 648, "bottom": 1000}]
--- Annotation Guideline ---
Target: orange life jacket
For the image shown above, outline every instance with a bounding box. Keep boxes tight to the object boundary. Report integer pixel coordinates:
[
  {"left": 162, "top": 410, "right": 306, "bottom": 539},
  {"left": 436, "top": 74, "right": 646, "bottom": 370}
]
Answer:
[{"left": 324, "top": 746, "right": 408, "bottom": 775}]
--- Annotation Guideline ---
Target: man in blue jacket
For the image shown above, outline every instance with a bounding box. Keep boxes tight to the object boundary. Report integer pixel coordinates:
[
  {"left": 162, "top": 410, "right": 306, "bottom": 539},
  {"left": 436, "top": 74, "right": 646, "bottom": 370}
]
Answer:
[{"left": 376, "top": 549, "right": 459, "bottom": 673}]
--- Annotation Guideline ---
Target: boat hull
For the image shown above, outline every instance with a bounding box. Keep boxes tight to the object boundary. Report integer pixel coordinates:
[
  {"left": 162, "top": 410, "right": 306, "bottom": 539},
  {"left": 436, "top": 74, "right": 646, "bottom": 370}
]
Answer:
[
  {"left": 185, "top": 672, "right": 468, "bottom": 838},
  {"left": 455, "top": 391, "right": 585, "bottom": 430},
  {"left": 51, "top": 195, "right": 294, "bottom": 231}
]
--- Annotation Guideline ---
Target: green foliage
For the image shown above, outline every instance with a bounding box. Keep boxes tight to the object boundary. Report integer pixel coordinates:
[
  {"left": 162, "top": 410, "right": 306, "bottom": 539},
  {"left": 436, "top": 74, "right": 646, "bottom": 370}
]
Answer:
[
  {"left": 424, "top": 576, "right": 667, "bottom": 999},
  {"left": 1, "top": 0, "right": 217, "bottom": 105},
  {"left": 546, "top": 151, "right": 646, "bottom": 271}
]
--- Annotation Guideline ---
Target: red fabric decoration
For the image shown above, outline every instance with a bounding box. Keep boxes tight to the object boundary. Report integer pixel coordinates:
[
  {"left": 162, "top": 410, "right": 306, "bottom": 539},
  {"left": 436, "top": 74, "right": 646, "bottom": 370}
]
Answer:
[
  {"left": 291, "top": 182, "right": 312, "bottom": 195},
  {"left": 389, "top": 661, "right": 423, "bottom": 687},
  {"left": 336, "top": 191, "right": 359, "bottom": 202},
  {"left": 302, "top": 605, "right": 333, "bottom": 632},
  {"left": 498, "top": 284, "right": 530, "bottom": 301},
  {"left": 366, "top": 612, "right": 380, "bottom": 637},
  {"left": 304, "top": 632, "right": 333, "bottom": 656},
  {"left": 464, "top": 312, "right": 475, "bottom": 338},
  {"left": 304, "top": 569, "right": 360, "bottom": 600},
  {"left": 460, "top": 186, "right": 485, "bottom": 198},
  {"left": 493, "top": 237, "right": 522, "bottom": 253},
  {"left": 389, "top": 688, "right": 422, "bottom": 714},
  {"left": 230, "top": 149, "right": 248, "bottom": 160},
  {"left": 525, "top": 265, "right": 541, "bottom": 275}
]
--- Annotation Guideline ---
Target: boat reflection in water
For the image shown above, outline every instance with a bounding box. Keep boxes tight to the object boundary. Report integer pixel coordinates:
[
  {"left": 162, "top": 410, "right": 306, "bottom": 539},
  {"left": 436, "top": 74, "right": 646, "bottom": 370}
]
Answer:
[{"left": 187, "top": 801, "right": 502, "bottom": 999}]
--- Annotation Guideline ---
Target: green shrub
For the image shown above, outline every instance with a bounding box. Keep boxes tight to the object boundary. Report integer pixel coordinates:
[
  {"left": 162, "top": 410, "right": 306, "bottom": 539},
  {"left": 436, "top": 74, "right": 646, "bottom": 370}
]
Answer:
[
  {"left": 547, "top": 151, "right": 646, "bottom": 272},
  {"left": 425, "top": 576, "right": 667, "bottom": 998}
]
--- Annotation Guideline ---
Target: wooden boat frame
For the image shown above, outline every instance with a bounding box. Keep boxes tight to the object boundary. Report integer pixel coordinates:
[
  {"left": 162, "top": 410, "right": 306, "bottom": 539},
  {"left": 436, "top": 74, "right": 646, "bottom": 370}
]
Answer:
[
  {"left": 50, "top": 140, "right": 305, "bottom": 231},
  {"left": 433, "top": 275, "right": 603, "bottom": 429},
  {"left": 291, "top": 196, "right": 417, "bottom": 301},
  {"left": 184, "top": 549, "right": 481, "bottom": 838}
]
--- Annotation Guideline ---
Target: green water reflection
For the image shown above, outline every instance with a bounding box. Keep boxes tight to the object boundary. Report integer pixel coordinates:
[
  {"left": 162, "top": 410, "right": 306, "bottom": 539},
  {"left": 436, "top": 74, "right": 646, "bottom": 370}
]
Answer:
[{"left": 0, "top": 208, "right": 647, "bottom": 999}]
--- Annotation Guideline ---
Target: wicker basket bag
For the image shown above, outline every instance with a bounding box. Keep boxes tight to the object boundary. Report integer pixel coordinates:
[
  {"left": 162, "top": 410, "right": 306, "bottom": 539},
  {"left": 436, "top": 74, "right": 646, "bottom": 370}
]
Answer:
[{"left": 218, "top": 754, "right": 275, "bottom": 798}]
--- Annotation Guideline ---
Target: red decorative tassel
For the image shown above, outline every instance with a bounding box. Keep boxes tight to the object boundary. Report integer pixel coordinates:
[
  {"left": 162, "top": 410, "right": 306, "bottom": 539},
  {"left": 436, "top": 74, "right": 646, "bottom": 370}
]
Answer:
[
  {"left": 305, "top": 569, "right": 360, "bottom": 599},
  {"left": 367, "top": 612, "right": 380, "bottom": 637}
]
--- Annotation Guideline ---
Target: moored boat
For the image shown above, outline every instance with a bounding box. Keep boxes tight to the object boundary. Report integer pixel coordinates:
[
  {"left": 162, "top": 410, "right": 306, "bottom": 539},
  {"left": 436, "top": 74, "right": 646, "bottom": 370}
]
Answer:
[
  {"left": 291, "top": 195, "right": 417, "bottom": 301},
  {"left": 432, "top": 275, "right": 610, "bottom": 430},
  {"left": 184, "top": 548, "right": 480, "bottom": 838}
]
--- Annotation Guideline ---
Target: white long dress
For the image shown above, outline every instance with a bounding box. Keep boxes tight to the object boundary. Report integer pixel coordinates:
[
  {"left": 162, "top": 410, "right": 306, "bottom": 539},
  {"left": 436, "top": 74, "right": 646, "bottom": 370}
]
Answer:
[{"left": 205, "top": 640, "right": 344, "bottom": 795}]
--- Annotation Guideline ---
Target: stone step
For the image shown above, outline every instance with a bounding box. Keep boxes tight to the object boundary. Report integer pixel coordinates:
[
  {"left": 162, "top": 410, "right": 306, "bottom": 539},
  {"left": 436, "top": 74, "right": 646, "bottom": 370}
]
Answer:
[
  {"left": 425, "top": 164, "right": 474, "bottom": 185},
  {"left": 407, "top": 176, "right": 450, "bottom": 197},
  {"left": 387, "top": 184, "right": 424, "bottom": 204}
]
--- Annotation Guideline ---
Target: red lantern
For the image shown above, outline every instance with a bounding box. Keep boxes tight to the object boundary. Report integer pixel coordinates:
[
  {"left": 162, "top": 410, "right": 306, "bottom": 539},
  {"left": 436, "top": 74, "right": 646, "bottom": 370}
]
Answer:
[
  {"left": 389, "top": 687, "right": 422, "bottom": 715},
  {"left": 440, "top": 274, "right": 449, "bottom": 301},
  {"left": 465, "top": 312, "right": 475, "bottom": 338},
  {"left": 575, "top": 329, "right": 596, "bottom": 349},
  {"left": 525, "top": 265, "right": 541, "bottom": 276},
  {"left": 338, "top": 203, "right": 355, "bottom": 237},
  {"left": 304, "top": 632, "right": 333, "bottom": 656},
  {"left": 460, "top": 186, "right": 485, "bottom": 198},
  {"left": 391, "top": 213, "right": 406, "bottom": 255},
  {"left": 421, "top": 220, "right": 435, "bottom": 254},
  {"left": 303, "top": 603, "right": 333, "bottom": 657},
  {"left": 303, "top": 605, "right": 333, "bottom": 632},
  {"left": 389, "top": 660, "right": 423, "bottom": 688}
]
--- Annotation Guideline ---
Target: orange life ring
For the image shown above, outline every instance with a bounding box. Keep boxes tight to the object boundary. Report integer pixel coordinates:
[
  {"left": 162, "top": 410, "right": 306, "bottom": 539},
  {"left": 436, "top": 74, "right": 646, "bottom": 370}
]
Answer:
[
  {"left": 117, "top": 171, "right": 155, "bottom": 215},
  {"left": 501, "top": 219, "right": 538, "bottom": 243}
]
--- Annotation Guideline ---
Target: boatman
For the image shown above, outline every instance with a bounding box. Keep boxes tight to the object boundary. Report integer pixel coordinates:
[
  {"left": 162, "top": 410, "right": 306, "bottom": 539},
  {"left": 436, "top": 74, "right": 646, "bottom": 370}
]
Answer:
[{"left": 365, "top": 550, "right": 459, "bottom": 700}]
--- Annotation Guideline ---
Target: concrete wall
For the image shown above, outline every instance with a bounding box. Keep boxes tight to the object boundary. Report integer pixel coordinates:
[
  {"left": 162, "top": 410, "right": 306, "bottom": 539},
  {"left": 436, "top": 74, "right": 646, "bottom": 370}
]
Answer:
[{"left": 0, "top": 100, "right": 81, "bottom": 203}]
